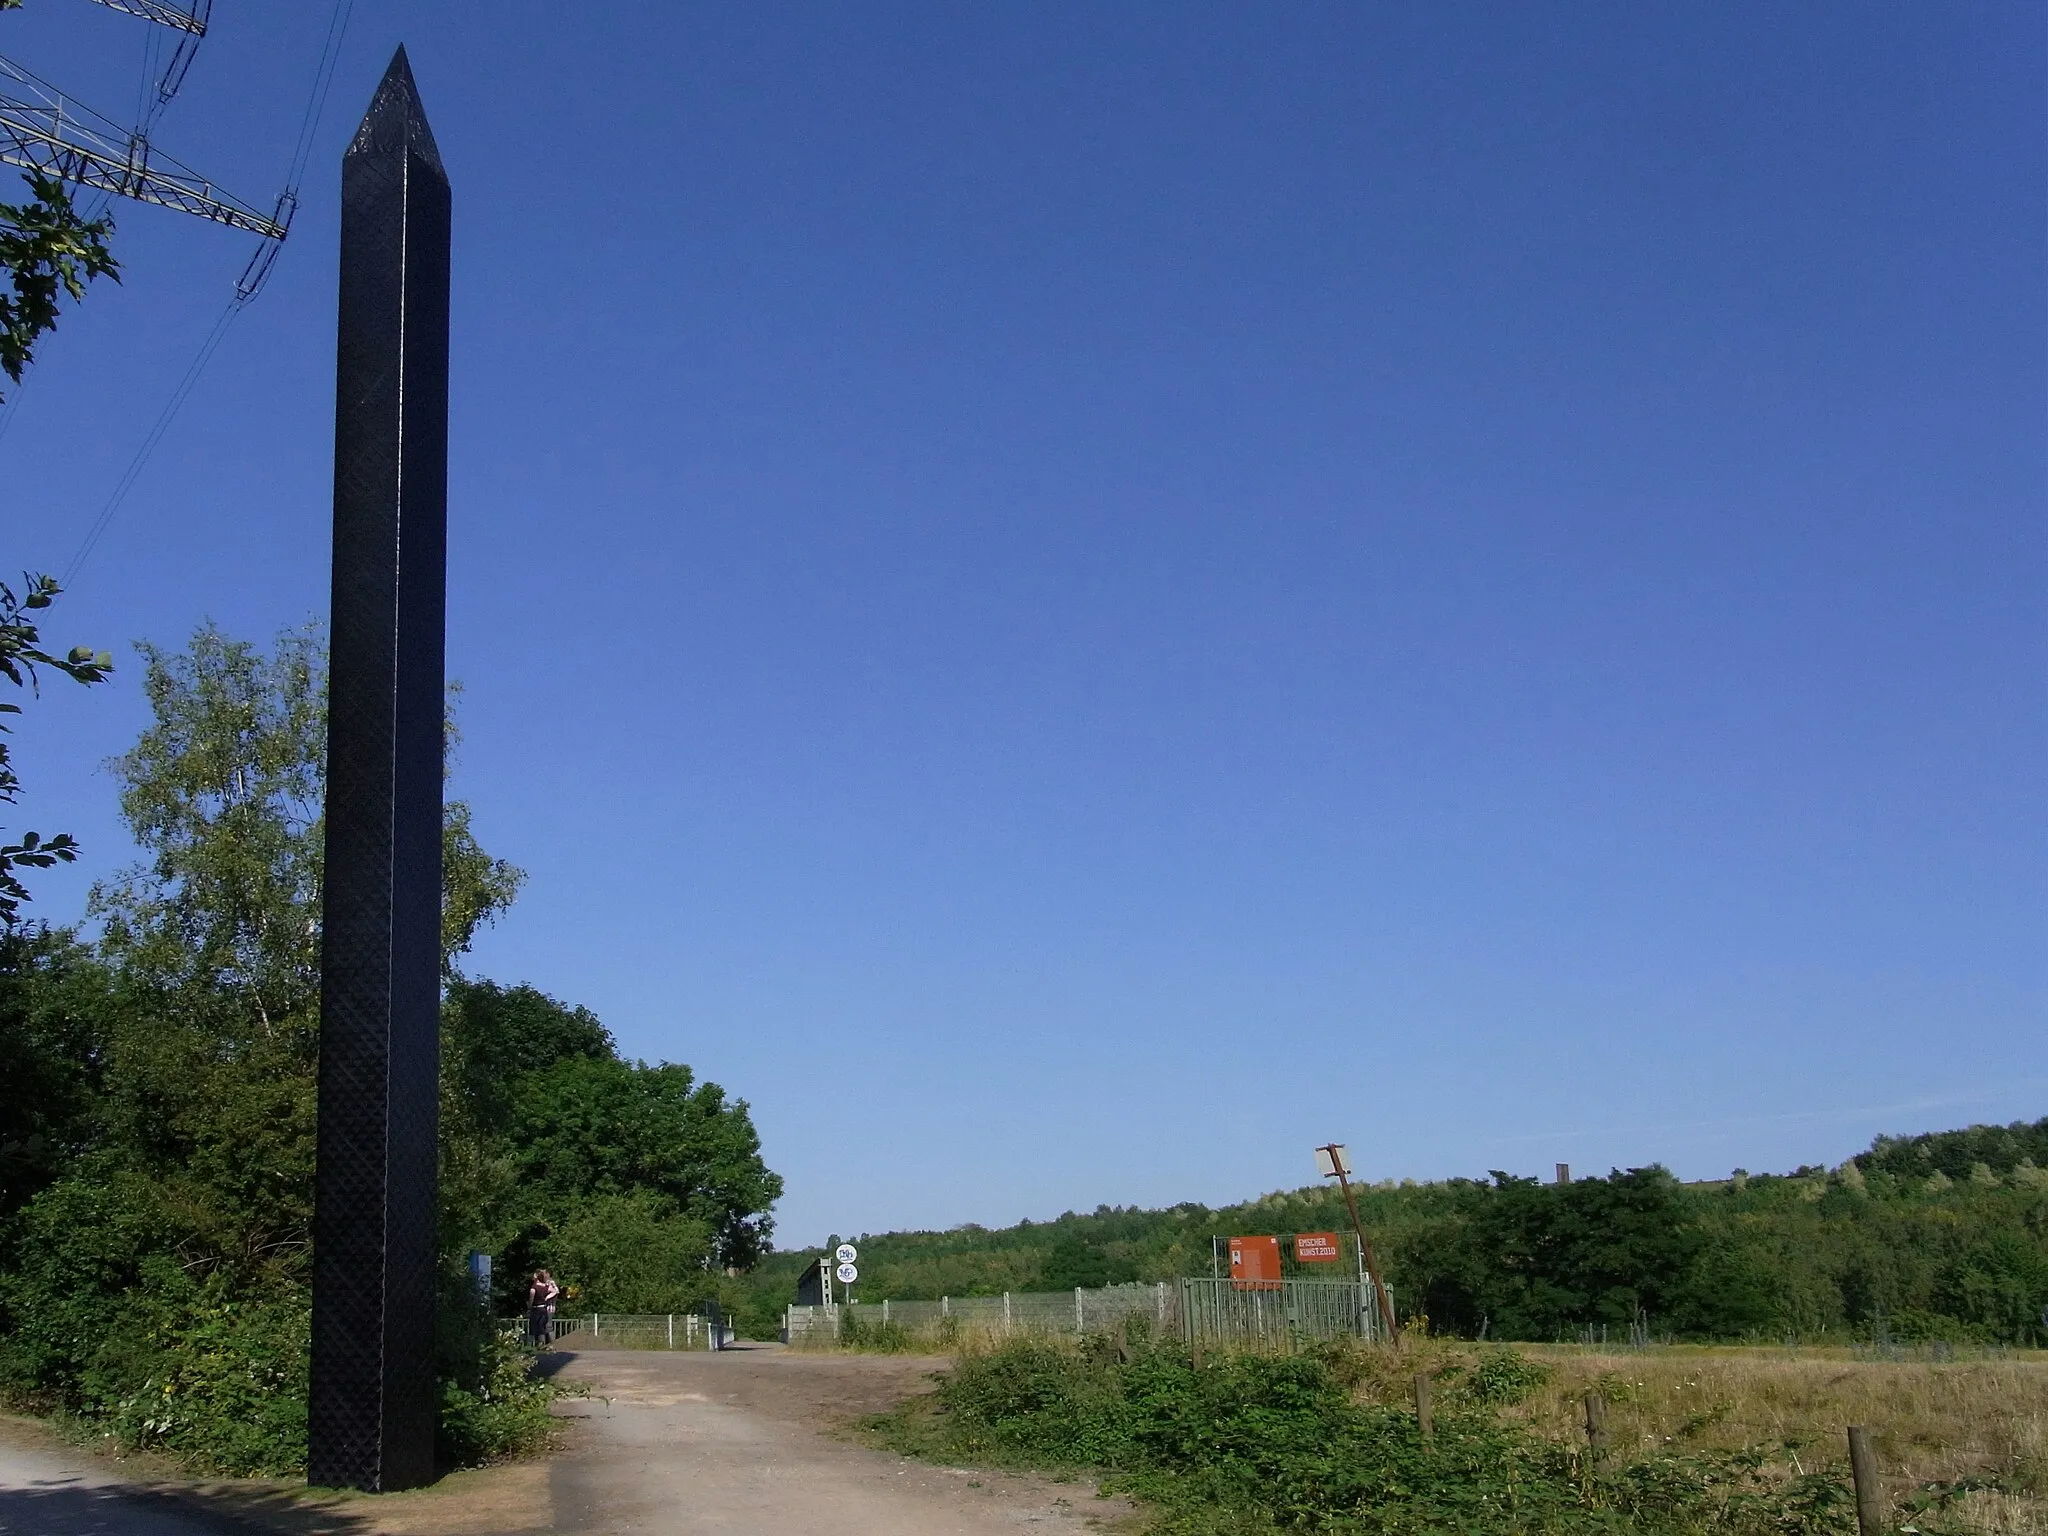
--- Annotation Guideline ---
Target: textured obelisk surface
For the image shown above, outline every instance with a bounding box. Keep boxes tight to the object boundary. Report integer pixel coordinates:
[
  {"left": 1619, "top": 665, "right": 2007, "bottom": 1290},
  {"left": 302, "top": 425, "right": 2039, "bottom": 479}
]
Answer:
[{"left": 310, "top": 47, "right": 450, "bottom": 1493}]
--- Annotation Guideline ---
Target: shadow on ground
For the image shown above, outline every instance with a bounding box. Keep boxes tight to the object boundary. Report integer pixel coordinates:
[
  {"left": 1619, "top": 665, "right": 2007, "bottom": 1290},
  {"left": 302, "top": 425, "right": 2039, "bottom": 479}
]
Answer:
[{"left": 0, "top": 1475, "right": 383, "bottom": 1535}]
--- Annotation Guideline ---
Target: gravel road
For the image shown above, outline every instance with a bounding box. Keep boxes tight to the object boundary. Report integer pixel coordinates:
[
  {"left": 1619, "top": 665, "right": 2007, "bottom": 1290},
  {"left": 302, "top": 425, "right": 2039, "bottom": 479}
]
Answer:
[
  {"left": 545, "top": 1343, "right": 1122, "bottom": 1535},
  {"left": 0, "top": 1346, "right": 1125, "bottom": 1536}
]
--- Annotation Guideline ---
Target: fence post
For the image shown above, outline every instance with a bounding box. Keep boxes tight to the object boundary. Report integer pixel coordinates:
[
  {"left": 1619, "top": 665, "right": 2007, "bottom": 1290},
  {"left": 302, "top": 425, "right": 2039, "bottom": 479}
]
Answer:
[
  {"left": 1076, "top": 1287, "right": 1084, "bottom": 1333},
  {"left": 883, "top": 1299, "right": 890, "bottom": 1327},
  {"left": 1004, "top": 1292, "right": 1012, "bottom": 1332},
  {"left": 1156, "top": 1281, "right": 1166, "bottom": 1326},
  {"left": 1848, "top": 1426, "right": 1883, "bottom": 1536},
  {"left": 593, "top": 1314, "right": 600, "bottom": 1340},
  {"left": 942, "top": 1295, "right": 950, "bottom": 1319},
  {"left": 1415, "top": 1374, "right": 1435, "bottom": 1446},
  {"left": 1584, "top": 1392, "right": 1608, "bottom": 1458},
  {"left": 667, "top": 1314, "right": 674, "bottom": 1350}
]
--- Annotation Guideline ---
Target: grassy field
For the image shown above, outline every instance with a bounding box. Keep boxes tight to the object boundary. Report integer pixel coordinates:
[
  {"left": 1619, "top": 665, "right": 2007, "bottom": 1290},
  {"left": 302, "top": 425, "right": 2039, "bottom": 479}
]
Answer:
[
  {"left": 861, "top": 1332, "right": 2048, "bottom": 1534},
  {"left": 1410, "top": 1343, "right": 2047, "bottom": 1534}
]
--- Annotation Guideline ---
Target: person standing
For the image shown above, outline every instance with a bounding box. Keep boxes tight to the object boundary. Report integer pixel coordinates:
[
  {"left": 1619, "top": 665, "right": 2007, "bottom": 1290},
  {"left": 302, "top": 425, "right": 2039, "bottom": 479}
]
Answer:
[{"left": 527, "top": 1269, "right": 560, "bottom": 1348}]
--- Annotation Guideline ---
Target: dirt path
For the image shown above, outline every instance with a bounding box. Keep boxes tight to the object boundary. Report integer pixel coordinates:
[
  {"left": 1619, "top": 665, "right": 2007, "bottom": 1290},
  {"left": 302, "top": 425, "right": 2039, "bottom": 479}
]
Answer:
[
  {"left": 546, "top": 1343, "right": 1125, "bottom": 1534},
  {"left": 0, "top": 1347, "right": 1125, "bottom": 1536}
]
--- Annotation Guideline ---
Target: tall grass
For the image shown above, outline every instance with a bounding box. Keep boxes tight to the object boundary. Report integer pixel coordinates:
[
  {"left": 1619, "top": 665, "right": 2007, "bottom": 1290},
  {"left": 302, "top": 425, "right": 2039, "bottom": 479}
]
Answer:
[{"left": 867, "top": 1329, "right": 2048, "bottom": 1534}]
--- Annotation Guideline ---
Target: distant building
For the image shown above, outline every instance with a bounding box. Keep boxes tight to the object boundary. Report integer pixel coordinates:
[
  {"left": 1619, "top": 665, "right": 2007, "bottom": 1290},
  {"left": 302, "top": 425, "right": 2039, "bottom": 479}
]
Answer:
[{"left": 794, "top": 1258, "right": 827, "bottom": 1306}]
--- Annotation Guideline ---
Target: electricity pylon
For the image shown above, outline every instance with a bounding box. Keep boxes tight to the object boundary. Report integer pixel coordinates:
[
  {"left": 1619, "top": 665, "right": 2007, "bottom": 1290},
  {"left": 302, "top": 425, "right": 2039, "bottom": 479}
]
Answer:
[
  {"left": 82, "top": 0, "right": 206, "bottom": 33},
  {"left": 82, "top": 0, "right": 213, "bottom": 108},
  {"left": 0, "top": 1, "right": 289, "bottom": 293}
]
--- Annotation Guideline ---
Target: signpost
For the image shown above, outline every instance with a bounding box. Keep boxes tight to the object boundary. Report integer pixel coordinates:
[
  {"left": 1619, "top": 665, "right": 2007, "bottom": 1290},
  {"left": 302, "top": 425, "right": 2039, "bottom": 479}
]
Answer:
[
  {"left": 1316, "top": 1143, "right": 1399, "bottom": 1344},
  {"left": 834, "top": 1243, "right": 858, "bottom": 1297}
]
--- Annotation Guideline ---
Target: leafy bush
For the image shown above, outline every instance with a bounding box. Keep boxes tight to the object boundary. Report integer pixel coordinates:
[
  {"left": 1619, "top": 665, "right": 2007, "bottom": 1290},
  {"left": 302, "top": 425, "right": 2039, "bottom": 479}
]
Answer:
[
  {"left": 872, "top": 1337, "right": 1857, "bottom": 1536},
  {"left": 100, "top": 1282, "right": 310, "bottom": 1475},
  {"left": 436, "top": 1328, "right": 558, "bottom": 1466},
  {"left": 1464, "top": 1348, "right": 1553, "bottom": 1405},
  {"left": 834, "top": 1310, "right": 920, "bottom": 1353}
]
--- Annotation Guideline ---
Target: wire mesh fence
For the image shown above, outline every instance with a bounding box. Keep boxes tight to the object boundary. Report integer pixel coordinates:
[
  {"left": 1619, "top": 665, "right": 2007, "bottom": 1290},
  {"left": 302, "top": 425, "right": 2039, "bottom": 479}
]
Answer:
[
  {"left": 548, "top": 1312, "right": 731, "bottom": 1350},
  {"left": 1180, "top": 1276, "right": 1386, "bottom": 1347},
  {"left": 785, "top": 1276, "right": 1387, "bottom": 1349}
]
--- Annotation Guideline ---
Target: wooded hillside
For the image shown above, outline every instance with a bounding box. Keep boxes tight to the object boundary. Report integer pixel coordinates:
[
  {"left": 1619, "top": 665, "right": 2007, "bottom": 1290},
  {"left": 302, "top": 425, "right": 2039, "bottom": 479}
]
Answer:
[{"left": 750, "top": 1119, "right": 2048, "bottom": 1346}]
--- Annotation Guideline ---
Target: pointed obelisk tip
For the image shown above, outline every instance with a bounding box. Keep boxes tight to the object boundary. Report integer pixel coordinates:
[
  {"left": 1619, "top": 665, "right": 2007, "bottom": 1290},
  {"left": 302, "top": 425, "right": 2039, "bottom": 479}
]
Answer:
[{"left": 347, "top": 44, "right": 446, "bottom": 181}]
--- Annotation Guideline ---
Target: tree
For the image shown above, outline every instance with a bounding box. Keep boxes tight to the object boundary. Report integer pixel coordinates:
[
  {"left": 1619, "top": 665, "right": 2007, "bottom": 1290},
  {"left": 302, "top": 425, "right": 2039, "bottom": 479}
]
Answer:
[
  {"left": 0, "top": 925, "right": 108, "bottom": 1219},
  {"left": 1039, "top": 1232, "right": 1137, "bottom": 1290},
  {"left": 0, "top": 620, "right": 786, "bottom": 1467},
  {"left": 0, "top": 171, "right": 118, "bottom": 403},
  {"left": 509, "top": 1053, "right": 782, "bottom": 1270},
  {"left": 1, "top": 574, "right": 112, "bottom": 927},
  {"left": 1402, "top": 1167, "right": 1701, "bottom": 1338}
]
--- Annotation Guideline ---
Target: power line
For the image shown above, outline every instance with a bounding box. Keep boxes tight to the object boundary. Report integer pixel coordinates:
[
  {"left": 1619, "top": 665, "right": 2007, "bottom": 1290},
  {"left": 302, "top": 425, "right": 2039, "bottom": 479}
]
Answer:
[
  {"left": 54, "top": 0, "right": 356, "bottom": 586},
  {"left": 59, "top": 297, "right": 240, "bottom": 586}
]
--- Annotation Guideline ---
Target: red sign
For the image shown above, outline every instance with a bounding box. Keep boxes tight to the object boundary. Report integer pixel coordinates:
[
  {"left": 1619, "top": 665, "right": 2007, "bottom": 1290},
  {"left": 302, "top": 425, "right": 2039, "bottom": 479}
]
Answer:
[
  {"left": 1295, "top": 1232, "right": 1342, "bottom": 1263},
  {"left": 1228, "top": 1235, "right": 1282, "bottom": 1291}
]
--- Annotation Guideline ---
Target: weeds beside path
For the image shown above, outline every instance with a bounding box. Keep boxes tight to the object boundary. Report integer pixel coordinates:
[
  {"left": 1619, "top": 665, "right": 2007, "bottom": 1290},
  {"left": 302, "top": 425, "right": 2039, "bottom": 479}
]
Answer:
[{"left": 863, "top": 1332, "right": 2048, "bottom": 1535}]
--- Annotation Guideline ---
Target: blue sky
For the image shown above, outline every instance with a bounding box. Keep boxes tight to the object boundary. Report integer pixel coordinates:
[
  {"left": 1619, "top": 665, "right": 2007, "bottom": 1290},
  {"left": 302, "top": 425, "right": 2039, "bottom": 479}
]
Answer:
[{"left": 5, "top": 2, "right": 2042, "bottom": 1249}]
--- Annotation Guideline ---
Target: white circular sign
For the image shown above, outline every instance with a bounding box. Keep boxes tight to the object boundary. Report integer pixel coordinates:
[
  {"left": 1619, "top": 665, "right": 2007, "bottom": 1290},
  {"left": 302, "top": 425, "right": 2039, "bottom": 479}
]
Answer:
[
  {"left": 835, "top": 1243, "right": 858, "bottom": 1264},
  {"left": 836, "top": 1262, "right": 858, "bottom": 1284}
]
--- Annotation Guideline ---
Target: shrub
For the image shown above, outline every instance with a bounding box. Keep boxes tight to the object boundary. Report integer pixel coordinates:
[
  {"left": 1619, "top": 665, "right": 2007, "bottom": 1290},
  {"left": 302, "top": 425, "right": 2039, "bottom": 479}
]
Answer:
[
  {"left": 100, "top": 1282, "right": 310, "bottom": 1476},
  {"left": 436, "top": 1328, "right": 557, "bottom": 1465},
  {"left": 1465, "top": 1347, "right": 1553, "bottom": 1404},
  {"left": 874, "top": 1338, "right": 1857, "bottom": 1536}
]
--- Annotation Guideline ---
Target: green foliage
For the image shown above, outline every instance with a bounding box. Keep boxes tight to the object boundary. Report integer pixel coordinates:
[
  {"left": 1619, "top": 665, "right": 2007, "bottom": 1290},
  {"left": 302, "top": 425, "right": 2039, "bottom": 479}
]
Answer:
[
  {"left": 509, "top": 1055, "right": 781, "bottom": 1270},
  {"left": 435, "top": 1326, "right": 557, "bottom": 1466},
  {"left": 755, "top": 1141, "right": 2048, "bottom": 1349},
  {"left": 1040, "top": 1232, "right": 1139, "bottom": 1291},
  {"left": 833, "top": 1308, "right": 921, "bottom": 1353},
  {"left": 101, "top": 1282, "right": 311, "bottom": 1476},
  {"left": 537, "top": 1191, "right": 714, "bottom": 1313},
  {"left": 1856, "top": 1118, "right": 2048, "bottom": 1182},
  {"left": 1, "top": 574, "right": 113, "bottom": 927},
  {"left": 0, "top": 172, "right": 119, "bottom": 398},
  {"left": 0, "top": 621, "right": 783, "bottom": 1475},
  {"left": 874, "top": 1337, "right": 1858, "bottom": 1536},
  {"left": 444, "top": 977, "right": 612, "bottom": 1132},
  {"left": 1462, "top": 1348, "right": 1553, "bottom": 1405},
  {"left": 1411, "top": 1167, "right": 1703, "bottom": 1339},
  {"left": 0, "top": 927, "right": 106, "bottom": 1218}
]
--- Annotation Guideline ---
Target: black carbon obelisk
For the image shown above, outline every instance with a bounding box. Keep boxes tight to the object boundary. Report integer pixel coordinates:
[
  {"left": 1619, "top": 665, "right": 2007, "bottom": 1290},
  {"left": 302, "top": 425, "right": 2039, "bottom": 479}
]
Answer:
[{"left": 310, "top": 47, "right": 449, "bottom": 1493}]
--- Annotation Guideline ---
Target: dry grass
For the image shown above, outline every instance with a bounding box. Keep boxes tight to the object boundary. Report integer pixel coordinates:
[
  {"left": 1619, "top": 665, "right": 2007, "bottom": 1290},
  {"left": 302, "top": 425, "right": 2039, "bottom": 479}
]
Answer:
[{"left": 1340, "top": 1341, "right": 2048, "bottom": 1534}]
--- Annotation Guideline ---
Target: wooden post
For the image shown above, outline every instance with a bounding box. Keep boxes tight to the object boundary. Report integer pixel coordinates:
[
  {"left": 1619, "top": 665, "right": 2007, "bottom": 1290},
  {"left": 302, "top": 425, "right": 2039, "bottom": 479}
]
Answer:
[
  {"left": 1414, "top": 1374, "right": 1434, "bottom": 1446},
  {"left": 1583, "top": 1391, "right": 1608, "bottom": 1457},
  {"left": 1320, "top": 1146, "right": 1399, "bottom": 1345},
  {"left": 1848, "top": 1426, "right": 1883, "bottom": 1536}
]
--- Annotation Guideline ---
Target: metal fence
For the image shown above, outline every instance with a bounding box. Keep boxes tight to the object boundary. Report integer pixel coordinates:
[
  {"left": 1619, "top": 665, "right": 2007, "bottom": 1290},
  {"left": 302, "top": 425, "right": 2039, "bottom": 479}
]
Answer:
[
  {"left": 786, "top": 1276, "right": 1386, "bottom": 1349},
  {"left": 786, "top": 1281, "right": 1175, "bottom": 1345},
  {"left": 1179, "top": 1276, "right": 1385, "bottom": 1347},
  {"left": 548, "top": 1312, "right": 731, "bottom": 1350}
]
